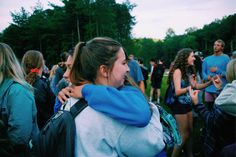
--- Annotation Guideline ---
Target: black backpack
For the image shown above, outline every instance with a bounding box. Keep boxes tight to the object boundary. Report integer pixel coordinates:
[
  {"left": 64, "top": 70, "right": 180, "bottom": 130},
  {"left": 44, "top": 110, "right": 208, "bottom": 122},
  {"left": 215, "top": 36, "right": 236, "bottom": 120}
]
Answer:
[{"left": 32, "top": 99, "right": 88, "bottom": 157}]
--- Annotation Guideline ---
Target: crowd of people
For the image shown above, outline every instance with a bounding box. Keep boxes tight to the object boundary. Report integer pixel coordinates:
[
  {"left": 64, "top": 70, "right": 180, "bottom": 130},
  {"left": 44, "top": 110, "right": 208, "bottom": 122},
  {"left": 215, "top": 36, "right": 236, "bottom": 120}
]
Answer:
[{"left": 0, "top": 38, "right": 235, "bottom": 157}]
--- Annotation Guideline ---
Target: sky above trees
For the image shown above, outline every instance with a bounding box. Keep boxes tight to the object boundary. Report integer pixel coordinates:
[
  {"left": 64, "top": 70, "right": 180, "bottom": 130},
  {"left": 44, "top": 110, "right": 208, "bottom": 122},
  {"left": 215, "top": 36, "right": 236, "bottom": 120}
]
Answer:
[{"left": 0, "top": 0, "right": 235, "bottom": 39}]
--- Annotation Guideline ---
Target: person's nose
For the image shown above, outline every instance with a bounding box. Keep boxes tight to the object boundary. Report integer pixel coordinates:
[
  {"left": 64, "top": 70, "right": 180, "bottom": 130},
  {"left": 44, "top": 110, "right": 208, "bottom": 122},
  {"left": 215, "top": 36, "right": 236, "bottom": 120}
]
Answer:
[{"left": 126, "top": 64, "right": 130, "bottom": 72}]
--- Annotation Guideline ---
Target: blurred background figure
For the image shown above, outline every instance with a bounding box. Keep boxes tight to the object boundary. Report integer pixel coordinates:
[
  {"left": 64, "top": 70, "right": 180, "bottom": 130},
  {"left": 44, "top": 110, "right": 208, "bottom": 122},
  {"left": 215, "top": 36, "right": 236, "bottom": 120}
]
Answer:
[
  {"left": 149, "top": 59, "right": 165, "bottom": 103},
  {"left": 202, "top": 39, "right": 230, "bottom": 110},
  {"left": 50, "top": 51, "right": 69, "bottom": 95},
  {"left": 128, "top": 54, "right": 145, "bottom": 93},
  {"left": 22, "top": 50, "right": 55, "bottom": 129},
  {"left": 231, "top": 50, "right": 236, "bottom": 59},
  {"left": 137, "top": 58, "right": 148, "bottom": 90}
]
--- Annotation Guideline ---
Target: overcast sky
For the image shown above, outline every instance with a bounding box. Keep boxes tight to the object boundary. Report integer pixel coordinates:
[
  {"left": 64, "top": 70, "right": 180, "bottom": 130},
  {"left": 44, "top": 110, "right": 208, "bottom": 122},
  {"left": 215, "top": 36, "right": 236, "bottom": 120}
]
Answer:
[{"left": 0, "top": 0, "right": 235, "bottom": 39}]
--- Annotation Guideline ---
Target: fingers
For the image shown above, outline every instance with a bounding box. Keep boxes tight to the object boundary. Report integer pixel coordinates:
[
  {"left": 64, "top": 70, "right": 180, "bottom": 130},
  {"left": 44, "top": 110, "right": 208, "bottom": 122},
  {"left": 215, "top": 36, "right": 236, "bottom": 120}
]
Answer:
[
  {"left": 58, "top": 87, "right": 72, "bottom": 103},
  {"left": 212, "top": 75, "right": 222, "bottom": 89},
  {"left": 189, "top": 89, "right": 200, "bottom": 105},
  {"left": 70, "top": 85, "right": 84, "bottom": 98}
]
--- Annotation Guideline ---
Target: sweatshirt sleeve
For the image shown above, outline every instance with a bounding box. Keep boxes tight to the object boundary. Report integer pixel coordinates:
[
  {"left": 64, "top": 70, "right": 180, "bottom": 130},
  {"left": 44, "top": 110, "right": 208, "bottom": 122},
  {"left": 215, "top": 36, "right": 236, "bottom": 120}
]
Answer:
[
  {"left": 82, "top": 84, "right": 151, "bottom": 127},
  {"left": 193, "top": 103, "right": 221, "bottom": 128}
]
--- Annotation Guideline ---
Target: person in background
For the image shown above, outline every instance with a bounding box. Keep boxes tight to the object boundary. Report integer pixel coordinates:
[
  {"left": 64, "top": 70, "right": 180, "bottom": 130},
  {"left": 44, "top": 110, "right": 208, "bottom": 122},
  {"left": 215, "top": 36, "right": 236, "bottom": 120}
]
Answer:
[
  {"left": 231, "top": 50, "right": 236, "bottom": 59},
  {"left": 41, "top": 62, "right": 50, "bottom": 83},
  {"left": 150, "top": 58, "right": 156, "bottom": 75},
  {"left": 0, "top": 43, "right": 39, "bottom": 156},
  {"left": 193, "top": 54, "right": 204, "bottom": 104},
  {"left": 58, "top": 37, "right": 166, "bottom": 157},
  {"left": 53, "top": 49, "right": 74, "bottom": 112},
  {"left": 137, "top": 58, "right": 149, "bottom": 89},
  {"left": 128, "top": 54, "right": 145, "bottom": 93},
  {"left": 49, "top": 64, "right": 58, "bottom": 82},
  {"left": 150, "top": 59, "right": 165, "bottom": 103},
  {"left": 190, "top": 59, "right": 236, "bottom": 157},
  {"left": 202, "top": 39, "right": 230, "bottom": 110},
  {"left": 22, "top": 50, "right": 55, "bottom": 129},
  {"left": 168, "top": 48, "right": 212, "bottom": 157},
  {"left": 50, "top": 51, "right": 69, "bottom": 95}
]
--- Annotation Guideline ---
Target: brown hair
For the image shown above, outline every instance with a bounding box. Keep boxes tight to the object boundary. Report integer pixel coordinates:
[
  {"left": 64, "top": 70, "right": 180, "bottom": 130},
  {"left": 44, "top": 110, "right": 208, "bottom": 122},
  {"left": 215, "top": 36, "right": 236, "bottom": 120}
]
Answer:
[
  {"left": 22, "top": 50, "right": 44, "bottom": 85},
  {"left": 70, "top": 37, "right": 125, "bottom": 85},
  {"left": 168, "top": 48, "right": 195, "bottom": 84}
]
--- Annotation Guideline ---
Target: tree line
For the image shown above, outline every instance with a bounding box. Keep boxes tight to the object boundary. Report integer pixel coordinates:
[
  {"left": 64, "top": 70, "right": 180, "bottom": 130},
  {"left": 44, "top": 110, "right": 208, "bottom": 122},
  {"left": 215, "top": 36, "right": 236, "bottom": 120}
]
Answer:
[{"left": 0, "top": 0, "right": 235, "bottom": 68}]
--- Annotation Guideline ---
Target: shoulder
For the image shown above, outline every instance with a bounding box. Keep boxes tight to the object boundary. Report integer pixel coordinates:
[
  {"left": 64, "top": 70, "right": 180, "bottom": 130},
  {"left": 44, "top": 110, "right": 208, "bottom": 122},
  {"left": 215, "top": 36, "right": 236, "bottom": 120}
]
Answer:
[
  {"left": 222, "top": 54, "right": 230, "bottom": 60},
  {"left": 173, "top": 69, "right": 181, "bottom": 76},
  {"left": 203, "top": 56, "right": 212, "bottom": 62},
  {"left": 128, "top": 60, "right": 139, "bottom": 68},
  {"left": 76, "top": 106, "right": 123, "bottom": 125},
  {"left": 9, "top": 82, "right": 30, "bottom": 93},
  {"left": 75, "top": 106, "right": 126, "bottom": 136},
  {"left": 8, "top": 82, "right": 34, "bottom": 100}
]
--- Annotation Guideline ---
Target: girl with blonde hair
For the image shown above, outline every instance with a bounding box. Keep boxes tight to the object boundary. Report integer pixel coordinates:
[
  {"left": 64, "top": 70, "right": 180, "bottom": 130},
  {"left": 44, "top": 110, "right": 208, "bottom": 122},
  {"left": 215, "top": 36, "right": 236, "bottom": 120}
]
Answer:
[{"left": 0, "top": 43, "right": 38, "bottom": 156}]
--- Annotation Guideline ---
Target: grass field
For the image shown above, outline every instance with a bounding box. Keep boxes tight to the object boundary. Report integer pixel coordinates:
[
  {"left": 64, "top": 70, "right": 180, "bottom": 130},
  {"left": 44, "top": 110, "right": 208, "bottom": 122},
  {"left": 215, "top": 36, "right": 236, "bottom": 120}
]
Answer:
[{"left": 145, "top": 75, "right": 205, "bottom": 157}]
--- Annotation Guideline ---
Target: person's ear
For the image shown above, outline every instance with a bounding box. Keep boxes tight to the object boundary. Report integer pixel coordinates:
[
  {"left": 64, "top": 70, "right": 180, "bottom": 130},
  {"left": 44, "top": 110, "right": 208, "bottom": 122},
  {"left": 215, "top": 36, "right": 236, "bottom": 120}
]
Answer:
[{"left": 99, "top": 65, "right": 108, "bottom": 78}]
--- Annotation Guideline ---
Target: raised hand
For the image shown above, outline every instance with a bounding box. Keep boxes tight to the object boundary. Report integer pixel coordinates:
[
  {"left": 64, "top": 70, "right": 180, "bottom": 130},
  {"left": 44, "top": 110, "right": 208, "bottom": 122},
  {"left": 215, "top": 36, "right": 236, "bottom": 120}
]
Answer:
[
  {"left": 189, "top": 89, "right": 200, "bottom": 105},
  {"left": 212, "top": 75, "right": 222, "bottom": 89}
]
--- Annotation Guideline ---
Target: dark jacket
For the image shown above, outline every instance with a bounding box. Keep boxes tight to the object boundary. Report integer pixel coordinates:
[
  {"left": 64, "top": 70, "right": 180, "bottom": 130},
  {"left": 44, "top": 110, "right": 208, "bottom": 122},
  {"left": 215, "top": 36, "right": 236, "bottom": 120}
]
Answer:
[
  {"left": 33, "top": 76, "right": 55, "bottom": 129},
  {"left": 193, "top": 104, "right": 236, "bottom": 157}
]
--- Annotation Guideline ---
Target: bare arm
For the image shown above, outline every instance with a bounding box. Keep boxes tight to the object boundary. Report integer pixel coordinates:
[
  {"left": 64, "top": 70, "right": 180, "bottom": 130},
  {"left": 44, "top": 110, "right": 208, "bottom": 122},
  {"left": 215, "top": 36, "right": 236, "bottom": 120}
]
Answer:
[{"left": 173, "top": 69, "right": 190, "bottom": 96}]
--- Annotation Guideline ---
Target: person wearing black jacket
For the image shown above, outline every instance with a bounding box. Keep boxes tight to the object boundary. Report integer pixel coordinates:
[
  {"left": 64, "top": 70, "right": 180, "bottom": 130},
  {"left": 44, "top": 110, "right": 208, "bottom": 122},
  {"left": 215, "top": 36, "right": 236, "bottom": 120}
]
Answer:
[{"left": 22, "top": 50, "right": 55, "bottom": 129}]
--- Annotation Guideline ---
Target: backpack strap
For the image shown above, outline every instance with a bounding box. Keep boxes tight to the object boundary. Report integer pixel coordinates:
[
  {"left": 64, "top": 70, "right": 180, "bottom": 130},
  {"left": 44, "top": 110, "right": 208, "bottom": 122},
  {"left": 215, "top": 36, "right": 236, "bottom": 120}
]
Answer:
[{"left": 70, "top": 99, "right": 88, "bottom": 118}]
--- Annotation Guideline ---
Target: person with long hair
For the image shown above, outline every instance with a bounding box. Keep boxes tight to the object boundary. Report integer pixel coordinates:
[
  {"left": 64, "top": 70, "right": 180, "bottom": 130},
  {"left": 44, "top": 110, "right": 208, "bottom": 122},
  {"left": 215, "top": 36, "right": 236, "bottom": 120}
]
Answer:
[
  {"left": 58, "top": 37, "right": 166, "bottom": 156},
  {"left": 167, "top": 48, "right": 212, "bottom": 157},
  {"left": 0, "top": 43, "right": 39, "bottom": 156},
  {"left": 21, "top": 50, "right": 55, "bottom": 129}
]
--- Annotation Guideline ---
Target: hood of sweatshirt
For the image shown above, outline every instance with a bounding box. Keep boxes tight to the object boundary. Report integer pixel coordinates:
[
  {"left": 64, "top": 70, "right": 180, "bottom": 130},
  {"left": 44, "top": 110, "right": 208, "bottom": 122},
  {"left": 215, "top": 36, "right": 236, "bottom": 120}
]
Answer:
[{"left": 215, "top": 80, "right": 236, "bottom": 117}]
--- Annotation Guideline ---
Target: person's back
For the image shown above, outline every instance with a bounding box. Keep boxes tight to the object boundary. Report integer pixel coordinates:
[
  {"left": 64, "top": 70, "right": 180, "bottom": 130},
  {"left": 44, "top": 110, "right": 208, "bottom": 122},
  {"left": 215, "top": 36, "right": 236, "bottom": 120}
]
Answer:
[
  {"left": 74, "top": 101, "right": 164, "bottom": 157},
  {"left": 0, "top": 79, "right": 38, "bottom": 145},
  {"left": 128, "top": 59, "right": 145, "bottom": 93},
  {"left": 151, "top": 63, "right": 165, "bottom": 82},
  {"left": 137, "top": 58, "right": 148, "bottom": 89},
  {"left": 62, "top": 85, "right": 165, "bottom": 157},
  {"left": 0, "top": 43, "right": 39, "bottom": 156},
  {"left": 65, "top": 38, "right": 165, "bottom": 156},
  {"left": 22, "top": 50, "right": 55, "bottom": 129},
  {"left": 33, "top": 76, "right": 55, "bottom": 128},
  {"left": 128, "top": 59, "right": 144, "bottom": 84}
]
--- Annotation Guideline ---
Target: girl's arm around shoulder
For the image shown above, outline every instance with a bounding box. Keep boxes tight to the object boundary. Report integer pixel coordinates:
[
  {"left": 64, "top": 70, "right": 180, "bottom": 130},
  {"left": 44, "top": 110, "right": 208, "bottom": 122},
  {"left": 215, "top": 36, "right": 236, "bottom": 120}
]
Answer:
[{"left": 82, "top": 84, "right": 151, "bottom": 127}]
